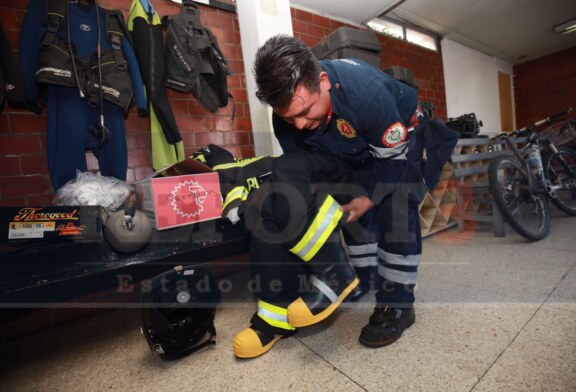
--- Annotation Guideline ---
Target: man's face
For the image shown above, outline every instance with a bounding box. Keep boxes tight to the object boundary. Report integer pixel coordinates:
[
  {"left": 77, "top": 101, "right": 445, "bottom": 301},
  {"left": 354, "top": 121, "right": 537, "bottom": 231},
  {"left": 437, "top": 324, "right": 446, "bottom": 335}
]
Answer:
[{"left": 274, "top": 72, "right": 331, "bottom": 131}]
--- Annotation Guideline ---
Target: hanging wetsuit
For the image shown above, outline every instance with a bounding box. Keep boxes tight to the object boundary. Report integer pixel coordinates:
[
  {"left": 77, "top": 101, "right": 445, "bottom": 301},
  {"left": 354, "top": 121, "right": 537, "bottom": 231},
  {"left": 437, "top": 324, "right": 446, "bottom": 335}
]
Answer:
[
  {"left": 0, "top": 21, "right": 28, "bottom": 111},
  {"left": 19, "top": 0, "right": 148, "bottom": 190},
  {"left": 128, "top": 0, "right": 185, "bottom": 170}
]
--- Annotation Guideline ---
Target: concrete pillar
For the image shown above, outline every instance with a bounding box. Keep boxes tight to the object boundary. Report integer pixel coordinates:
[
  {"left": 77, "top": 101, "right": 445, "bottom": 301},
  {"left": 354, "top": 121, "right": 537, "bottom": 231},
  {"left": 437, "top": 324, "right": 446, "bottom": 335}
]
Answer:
[{"left": 236, "top": 0, "right": 294, "bottom": 156}]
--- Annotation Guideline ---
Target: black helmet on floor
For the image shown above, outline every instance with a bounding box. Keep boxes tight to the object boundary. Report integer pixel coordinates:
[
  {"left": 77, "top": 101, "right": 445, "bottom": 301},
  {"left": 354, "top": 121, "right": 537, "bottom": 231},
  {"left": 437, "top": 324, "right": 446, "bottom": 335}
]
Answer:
[{"left": 140, "top": 265, "right": 221, "bottom": 360}]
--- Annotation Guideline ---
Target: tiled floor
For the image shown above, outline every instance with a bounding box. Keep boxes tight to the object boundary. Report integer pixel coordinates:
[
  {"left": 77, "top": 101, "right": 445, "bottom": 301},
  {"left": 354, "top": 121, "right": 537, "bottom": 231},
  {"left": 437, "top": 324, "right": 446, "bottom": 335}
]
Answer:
[{"left": 0, "top": 210, "right": 575, "bottom": 391}]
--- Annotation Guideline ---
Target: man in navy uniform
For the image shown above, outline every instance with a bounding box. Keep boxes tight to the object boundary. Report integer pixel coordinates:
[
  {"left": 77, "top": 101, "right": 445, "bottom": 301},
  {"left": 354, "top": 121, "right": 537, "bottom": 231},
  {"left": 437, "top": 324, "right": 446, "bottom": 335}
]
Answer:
[{"left": 234, "top": 34, "right": 432, "bottom": 358}]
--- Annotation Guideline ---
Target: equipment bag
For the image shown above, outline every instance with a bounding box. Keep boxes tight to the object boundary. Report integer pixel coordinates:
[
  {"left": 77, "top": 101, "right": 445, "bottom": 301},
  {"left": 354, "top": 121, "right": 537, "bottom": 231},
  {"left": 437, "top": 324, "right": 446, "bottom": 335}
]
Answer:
[
  {"left": 163, "top": 0, "right": 232, "bottom": 113},
  {"left": 445, "top": 113, "right": 483, "bottom": 138},
  {"left": 141, "top": 265, "right": 221, "bottom": 360}
]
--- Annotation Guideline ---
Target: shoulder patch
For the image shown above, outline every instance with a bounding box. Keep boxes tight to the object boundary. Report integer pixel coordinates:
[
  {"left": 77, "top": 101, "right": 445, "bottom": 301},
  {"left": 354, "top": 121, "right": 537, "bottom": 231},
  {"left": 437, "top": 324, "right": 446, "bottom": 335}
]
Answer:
[
  {"left": 337, "top": 119, "right": 356, "bottom": 138},
  {"left": 382, "top": 122, "right": 407, "bottom": 147}
]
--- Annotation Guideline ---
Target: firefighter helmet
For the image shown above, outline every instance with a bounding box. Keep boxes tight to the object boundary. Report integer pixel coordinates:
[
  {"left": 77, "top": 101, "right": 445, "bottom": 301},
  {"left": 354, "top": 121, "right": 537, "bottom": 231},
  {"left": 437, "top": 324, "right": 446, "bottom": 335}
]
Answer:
[{"left": 140, "top": 265, "right": 221, "bottom": 360}]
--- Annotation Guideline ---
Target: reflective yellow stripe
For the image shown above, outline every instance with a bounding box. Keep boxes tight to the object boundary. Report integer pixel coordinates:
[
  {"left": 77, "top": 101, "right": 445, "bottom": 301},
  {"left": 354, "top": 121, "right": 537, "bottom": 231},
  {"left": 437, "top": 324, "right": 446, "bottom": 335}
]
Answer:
[
  {"left": 257, "top": 300, "right": 295, "bottom": 331},
  {"left": 212, "top": 156, "right": 266, "bottom": 171},
  {"left": 222, "top": 186, "right": 246, "bottom": 209},
  {"left": 289, "top": 195, "right": 343, "bottom": 262}
]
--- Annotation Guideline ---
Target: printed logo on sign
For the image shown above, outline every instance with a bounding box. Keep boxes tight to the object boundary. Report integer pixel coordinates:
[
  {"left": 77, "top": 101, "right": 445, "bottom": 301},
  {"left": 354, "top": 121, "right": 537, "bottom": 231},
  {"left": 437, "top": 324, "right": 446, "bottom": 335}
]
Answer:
[
  {"left": 337, "top": 119, "right": 357, "bottom": 138},
  {"left": 170, "top": 180, "right": 207, "bottom": 219},
  {"left": 382, "top": 122, "right": 407, "bottom": 147}
]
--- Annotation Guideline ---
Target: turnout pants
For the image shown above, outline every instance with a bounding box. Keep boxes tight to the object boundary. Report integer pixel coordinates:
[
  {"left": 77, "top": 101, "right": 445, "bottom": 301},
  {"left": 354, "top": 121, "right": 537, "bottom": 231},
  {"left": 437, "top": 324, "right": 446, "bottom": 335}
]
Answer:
[{"left": 244, "top": 151, "right": 355, "bottom": 330}]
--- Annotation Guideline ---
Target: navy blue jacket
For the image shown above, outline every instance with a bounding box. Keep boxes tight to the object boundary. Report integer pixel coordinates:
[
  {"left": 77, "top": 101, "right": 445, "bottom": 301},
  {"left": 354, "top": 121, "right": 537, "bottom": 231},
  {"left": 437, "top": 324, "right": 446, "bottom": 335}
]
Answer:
[{"left": 274, "top": 58, "right": 420, "bottom": 204}]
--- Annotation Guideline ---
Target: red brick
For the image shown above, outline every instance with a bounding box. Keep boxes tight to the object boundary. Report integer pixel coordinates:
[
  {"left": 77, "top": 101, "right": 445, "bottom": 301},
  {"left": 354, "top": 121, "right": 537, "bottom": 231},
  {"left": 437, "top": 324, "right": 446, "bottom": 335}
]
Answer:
[
  {"left": 206, "top": 117, "right": 234, "bottom": 132},
  {"left": 133, "top": 166, "right": 154, "bottom": 183},
  {"left": 0, "top": 113, "right": 9, "bottom": 133},
  {"left": 0, "top": 135, "right": 42, "bottom": 155},
  {"left": 227, "top": 59, "right": 245, "bottom": 75},
  {"left": 228, "top": 88, "right": 247, "bottom": 104},
  {"left": 219, "top": 43, "right": 238, "bottom": 61},
  {"left": 0, "top": 8, "right": 19, "bottom": 30},
  {"left": 124, "top": 115, "right": 150, "bottom": 134},
  {"left": 0, "top": 175, "right": 51, "bottom": 197},
  {"left": 234, "top": 117, "right": 252, "bottom": 131},
  {"left": 240, "top": 145, "right": 255, "bottom": 158},
  {"left": 224, "top": 131, "right": 251, "bottom": 145},
  {"left": 181, "top": 131, "right": 196, "bottom": 147},
  {"left": 307, "top": 24, "right": 329, "bottom": 39},
  {"left": 127, "top": 132, "right": 151, "bottom": 149},
  {"left": 9, "top": 113, "right": 46, "bottom": 133},
  {"left": 127, "top": 149, "right": 151, "bottom": 168},
  {"left": 28, "top": 193, "right": 55, "bottom": 206},
  {"left": 221, "top": 30, "right": 241, "bottom": 45},
  {"left": 187, "top": 99, "right": 209, "bottom": 115},
  {"left": 227, "top": 74, "right": 242, "bottom": 89},
  {"left": 292, "top": 20, "right": 308, "bottom": 34},
  {"left": 0, "top": 156, "right": 21, "bottom": 176},
  {"left": 203, "top": 11, "right": 234, "bottom": 30},
  {"left": 195, "top": 131, "right": 225, "bottom": 146},
  {"left": 170, "top": 100, "right": 189, "bottom": 115},
  {"left": 292, "top": 8, "right": 312, "bottom": 22},
  {"left": 0, "top": 196, "right": 27, "bottom": 206},
  {"left": 312, "top": 14, "right": 331, "bottom": 28},
  {"left": 167, "top": 89, "right": 191, "bottom": 99},
  {"left": 20, "top": 155, "right": 48, "bottom": 175},
  {"left": 176, "top": 115, "right": 206, "bottom": 132}
]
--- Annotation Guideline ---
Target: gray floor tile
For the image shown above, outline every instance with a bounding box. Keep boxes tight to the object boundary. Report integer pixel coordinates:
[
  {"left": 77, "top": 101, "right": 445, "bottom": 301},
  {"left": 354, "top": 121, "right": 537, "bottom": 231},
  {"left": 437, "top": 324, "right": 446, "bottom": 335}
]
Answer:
[
  {"left": 472, "top": 304, "right": 576, "bottom": 392},
  {"left": 295, "top": 303, "right": 540, "bottom": 392},
  {"left": 0, "top": 211, "right": 574, "bottom": 391}
]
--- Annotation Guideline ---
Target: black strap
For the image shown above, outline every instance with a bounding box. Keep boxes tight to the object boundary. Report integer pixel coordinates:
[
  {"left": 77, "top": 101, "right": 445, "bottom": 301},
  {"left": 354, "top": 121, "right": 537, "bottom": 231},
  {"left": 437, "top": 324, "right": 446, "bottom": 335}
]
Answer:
[
  {"left": 105, "top": 10, "right": 128, "bottom": 70},
  {"left": 41, "top": 0, "right": 66, "bottom": 48}
]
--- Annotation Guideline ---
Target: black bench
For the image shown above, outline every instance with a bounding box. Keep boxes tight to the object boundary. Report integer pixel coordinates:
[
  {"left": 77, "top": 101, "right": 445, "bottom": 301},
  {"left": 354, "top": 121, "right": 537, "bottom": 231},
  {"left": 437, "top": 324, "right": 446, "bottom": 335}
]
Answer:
[{"left": 0, "top": 218, "right": 250, "bottom": 315}]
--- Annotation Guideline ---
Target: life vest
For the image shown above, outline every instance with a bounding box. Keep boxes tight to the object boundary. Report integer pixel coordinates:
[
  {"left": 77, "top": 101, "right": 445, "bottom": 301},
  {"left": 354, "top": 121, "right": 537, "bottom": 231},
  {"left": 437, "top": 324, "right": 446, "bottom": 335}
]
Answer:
[
  {"left": 163, "top": 0, "right": 233, "bottom": 113},
  {"left": 36, "top": 0, "right": 135, "bottom": 113}
]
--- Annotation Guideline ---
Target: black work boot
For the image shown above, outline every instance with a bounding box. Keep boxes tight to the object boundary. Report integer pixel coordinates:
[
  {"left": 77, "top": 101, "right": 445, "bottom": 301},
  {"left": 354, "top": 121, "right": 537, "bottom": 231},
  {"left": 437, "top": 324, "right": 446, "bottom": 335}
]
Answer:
[{"left": 359, "top": 305, "right": 415, "bottom": 348}]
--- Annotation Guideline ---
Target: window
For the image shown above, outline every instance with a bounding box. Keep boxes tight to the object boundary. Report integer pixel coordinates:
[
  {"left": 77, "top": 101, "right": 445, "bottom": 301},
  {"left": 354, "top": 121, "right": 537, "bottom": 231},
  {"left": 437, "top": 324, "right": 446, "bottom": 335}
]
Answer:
[
  {"left": 367, "top": 19, "right": 403, "bottom": 39},
  {"left": 367, "top": 17, "right": 438, "bottom": 51}
]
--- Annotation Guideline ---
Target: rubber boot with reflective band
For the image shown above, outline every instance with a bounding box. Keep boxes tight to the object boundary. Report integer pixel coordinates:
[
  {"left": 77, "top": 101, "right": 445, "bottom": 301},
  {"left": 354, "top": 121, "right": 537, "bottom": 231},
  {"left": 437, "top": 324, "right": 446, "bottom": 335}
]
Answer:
[
  {"left": 287, "top": 195, "right": 359, "bottom": 327},
  {"left": 233, "top": 300, "right": 296, "bottom": 358}
]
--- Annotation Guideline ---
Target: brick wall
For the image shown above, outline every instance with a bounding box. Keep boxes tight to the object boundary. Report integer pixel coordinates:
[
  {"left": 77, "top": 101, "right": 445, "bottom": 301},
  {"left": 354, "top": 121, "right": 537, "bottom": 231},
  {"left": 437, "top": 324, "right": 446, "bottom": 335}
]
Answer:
[
  {"left": 0, "top": 1, "right": 447, "bottom": 207},
  {"left": 514, "top": 46, "right": 576, "bottom": 127},
  {"left": 0, "top": 0, "right": 250, "bottom": 207},
  {"left": 291, "top": 8, "right": 448, "bottom": 120}
]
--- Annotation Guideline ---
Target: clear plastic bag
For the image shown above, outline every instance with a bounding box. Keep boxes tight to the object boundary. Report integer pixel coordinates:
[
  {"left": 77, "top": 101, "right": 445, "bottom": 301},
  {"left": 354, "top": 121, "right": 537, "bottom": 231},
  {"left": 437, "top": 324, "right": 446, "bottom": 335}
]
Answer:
[{"left": 53, "top": 171, "right": 132, "bottom": 211}]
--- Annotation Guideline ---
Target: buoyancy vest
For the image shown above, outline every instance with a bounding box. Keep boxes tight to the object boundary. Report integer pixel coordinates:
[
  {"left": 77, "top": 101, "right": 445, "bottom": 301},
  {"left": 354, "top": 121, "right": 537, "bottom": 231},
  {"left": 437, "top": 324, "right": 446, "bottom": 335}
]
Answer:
[
  {"left": 36, "top": 0, "right": 135, "bottom": 113},
  {"left": 163, "top": 0, "right": 232, "bottom": 113}
]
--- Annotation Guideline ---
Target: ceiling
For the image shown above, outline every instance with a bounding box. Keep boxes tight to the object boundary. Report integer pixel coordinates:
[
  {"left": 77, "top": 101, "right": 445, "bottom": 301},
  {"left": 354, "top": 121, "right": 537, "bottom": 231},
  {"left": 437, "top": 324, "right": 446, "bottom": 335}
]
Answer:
[{"left": 289, "top": 0, "right": 576, "bottom": 64}]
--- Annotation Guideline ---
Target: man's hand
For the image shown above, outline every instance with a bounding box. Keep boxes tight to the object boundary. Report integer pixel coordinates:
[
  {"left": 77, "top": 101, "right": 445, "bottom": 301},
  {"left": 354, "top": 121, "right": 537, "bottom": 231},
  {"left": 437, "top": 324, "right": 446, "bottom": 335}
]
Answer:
[{"left": 340, "top": 196, "right": 374, "bottom": 223}]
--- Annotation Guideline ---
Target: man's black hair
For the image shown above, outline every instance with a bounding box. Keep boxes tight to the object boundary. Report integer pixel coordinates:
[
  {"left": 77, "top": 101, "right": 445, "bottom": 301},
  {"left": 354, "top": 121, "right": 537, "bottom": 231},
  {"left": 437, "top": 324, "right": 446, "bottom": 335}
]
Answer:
[{"left": 253, "top": 35, "right": 322, "bottom": 109}]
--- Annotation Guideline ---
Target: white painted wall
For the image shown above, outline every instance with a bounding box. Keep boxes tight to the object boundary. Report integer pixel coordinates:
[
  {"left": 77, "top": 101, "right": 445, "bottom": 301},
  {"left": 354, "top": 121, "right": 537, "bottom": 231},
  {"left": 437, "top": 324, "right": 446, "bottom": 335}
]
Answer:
[
  {"left": 236, "top": 0, "right": 293, "bottom": 156},
  {"left": 441, "top": 39, "right": 515, "bottom": 136}
]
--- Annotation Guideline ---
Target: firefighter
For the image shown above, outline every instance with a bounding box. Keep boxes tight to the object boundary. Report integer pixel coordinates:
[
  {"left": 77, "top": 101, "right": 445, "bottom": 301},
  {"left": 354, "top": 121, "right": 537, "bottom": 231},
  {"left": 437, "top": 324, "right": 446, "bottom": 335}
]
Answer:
[
  {"left": 232, "top": 34, "right": 430, "bottom": 358},
  {"left": 234, "top": 149, "right": 362, "bottom": 358}
]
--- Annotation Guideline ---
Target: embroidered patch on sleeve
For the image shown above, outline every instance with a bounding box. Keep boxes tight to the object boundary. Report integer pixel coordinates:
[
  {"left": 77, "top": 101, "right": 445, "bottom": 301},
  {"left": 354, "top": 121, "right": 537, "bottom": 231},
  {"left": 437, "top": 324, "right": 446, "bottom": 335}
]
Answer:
[
  {"left": 337, "top": 119, "right": 357, "bottom": 138},
  {"left": 381, "top": 122, "right": 407, "bottom": 147}
]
